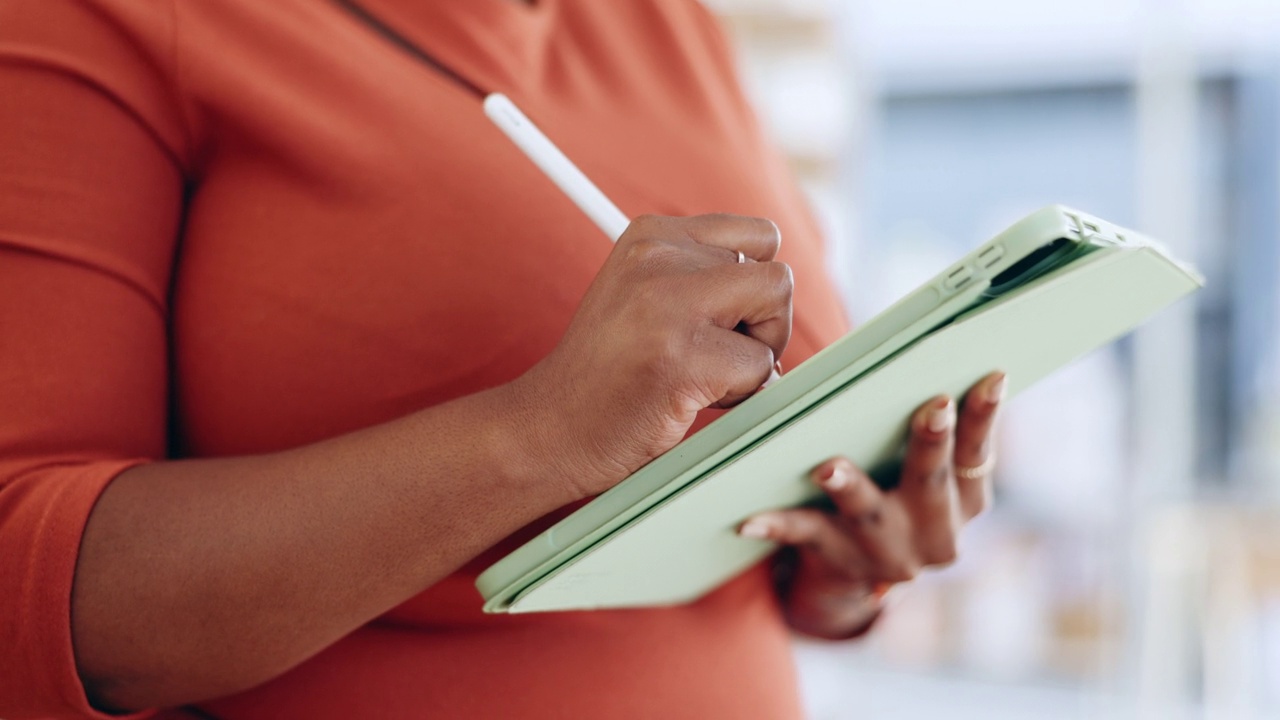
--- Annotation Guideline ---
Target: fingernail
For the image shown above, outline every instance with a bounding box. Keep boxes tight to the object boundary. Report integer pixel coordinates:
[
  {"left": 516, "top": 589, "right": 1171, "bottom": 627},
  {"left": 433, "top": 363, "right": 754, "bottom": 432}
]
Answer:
[
  {"left": 739, "top": 518, "right": 774, "bottom": 539},
  {"left": 774, "top": 359, "right": 784, "bottom": 375},
  {"left": 822, "top": 464, "right": 851, "bottom": 492},
  {"left": 927, "top": 400, "right": 955, "bottom": 433},
  {"left": 985, "top": 374, "right": 1007, "bottom": 405}
]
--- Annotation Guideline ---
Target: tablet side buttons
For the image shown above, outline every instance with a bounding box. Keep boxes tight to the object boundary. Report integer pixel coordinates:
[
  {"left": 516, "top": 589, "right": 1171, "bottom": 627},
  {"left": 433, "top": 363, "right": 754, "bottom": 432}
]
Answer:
[
  {"left": 944, "top": 264, "right": 974, "bottom": 291},
  {"left": 978, "top": 244, "right": 1004, "bottom": 268}
]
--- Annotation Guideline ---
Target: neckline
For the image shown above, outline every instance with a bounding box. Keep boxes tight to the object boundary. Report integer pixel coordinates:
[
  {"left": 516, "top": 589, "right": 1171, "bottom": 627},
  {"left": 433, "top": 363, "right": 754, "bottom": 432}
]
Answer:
[
  {"left": 418, "top": 0, "right": 558, "bottom": 96},
  {"left": 455, "top": 0, "right": 555, "bottom": 33},
  {"left": 332, "top": 0, "right": 560, "bottom": 96}
]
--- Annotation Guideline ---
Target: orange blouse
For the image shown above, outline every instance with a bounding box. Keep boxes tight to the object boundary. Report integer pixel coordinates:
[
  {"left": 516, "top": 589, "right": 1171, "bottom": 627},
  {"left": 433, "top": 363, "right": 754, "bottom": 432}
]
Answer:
[{"left": 0, "top": 1, "right": 849, "bottom": 717}]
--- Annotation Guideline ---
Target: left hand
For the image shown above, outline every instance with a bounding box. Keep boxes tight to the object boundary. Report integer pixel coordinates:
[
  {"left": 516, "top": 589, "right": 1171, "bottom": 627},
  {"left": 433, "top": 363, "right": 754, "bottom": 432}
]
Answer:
[{"left": 739, "top": 371, "right": 1006, "bottom": 639}]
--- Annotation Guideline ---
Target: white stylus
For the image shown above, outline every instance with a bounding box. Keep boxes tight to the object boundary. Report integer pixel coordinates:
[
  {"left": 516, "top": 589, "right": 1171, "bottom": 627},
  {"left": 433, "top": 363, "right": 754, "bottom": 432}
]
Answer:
[{"left": 483, "top": 93, "right": 632, "bottom": 243}]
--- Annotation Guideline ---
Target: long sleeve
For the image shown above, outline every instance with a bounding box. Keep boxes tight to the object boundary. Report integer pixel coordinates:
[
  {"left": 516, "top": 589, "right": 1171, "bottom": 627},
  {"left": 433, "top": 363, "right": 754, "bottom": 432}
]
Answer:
[
  {"left": 0, "top": 2, "right": 187, "bottom": 717},
  {"left": 4, "top": 0, "right": 850, "bottom": 717}
]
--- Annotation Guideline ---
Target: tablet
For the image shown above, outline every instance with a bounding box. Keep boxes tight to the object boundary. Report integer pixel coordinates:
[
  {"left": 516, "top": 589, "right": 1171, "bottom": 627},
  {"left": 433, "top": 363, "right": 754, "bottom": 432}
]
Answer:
[{"left": 476, "top": 205, "right": 1201, "bottom": 613}]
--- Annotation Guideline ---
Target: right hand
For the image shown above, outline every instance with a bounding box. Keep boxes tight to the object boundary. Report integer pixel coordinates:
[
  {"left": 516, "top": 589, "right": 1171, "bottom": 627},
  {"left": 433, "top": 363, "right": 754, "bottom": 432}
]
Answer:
[{"left": 512, "top": 214, "right": 793, "bottom": 499}]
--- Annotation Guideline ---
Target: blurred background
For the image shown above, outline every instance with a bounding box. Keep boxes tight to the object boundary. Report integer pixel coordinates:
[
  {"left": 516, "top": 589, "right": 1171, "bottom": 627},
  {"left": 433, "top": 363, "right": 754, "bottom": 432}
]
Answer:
[{"left": 703, "top": 0, "right": 1280, "bottom": 718}]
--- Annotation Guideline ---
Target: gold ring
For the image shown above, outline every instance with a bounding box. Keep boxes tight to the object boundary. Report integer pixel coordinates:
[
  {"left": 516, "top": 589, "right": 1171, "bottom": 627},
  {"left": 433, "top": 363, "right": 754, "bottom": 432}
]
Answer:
[{"left": 956, "top": 453, "right": 996, "bottom": 481}]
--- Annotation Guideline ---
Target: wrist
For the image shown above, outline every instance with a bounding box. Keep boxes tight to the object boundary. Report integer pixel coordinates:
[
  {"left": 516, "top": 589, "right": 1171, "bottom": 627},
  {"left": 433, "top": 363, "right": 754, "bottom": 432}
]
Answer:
[{"left": 492, "top": 367, "right": 599, "bottom": 506}]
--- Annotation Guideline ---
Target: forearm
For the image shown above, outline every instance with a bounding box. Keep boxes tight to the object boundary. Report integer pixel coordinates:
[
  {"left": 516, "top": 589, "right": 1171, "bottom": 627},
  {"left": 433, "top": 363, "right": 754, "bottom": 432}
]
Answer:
[
  {"left": 66, "top": 213, "right": 794, "bottom": 713},
  {"left": 72, "top": 378, "right": 574, "bottom": 712}
]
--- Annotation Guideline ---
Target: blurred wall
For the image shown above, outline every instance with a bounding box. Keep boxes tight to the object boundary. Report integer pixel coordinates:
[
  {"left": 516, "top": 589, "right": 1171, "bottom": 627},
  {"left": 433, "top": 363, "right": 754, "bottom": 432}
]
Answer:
[{"left": 708, "top": 1, "right": 1280, "bottom": 718}]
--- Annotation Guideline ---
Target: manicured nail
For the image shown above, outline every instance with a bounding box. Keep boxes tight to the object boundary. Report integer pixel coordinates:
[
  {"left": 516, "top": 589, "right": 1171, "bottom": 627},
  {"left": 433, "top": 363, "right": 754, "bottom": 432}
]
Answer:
[
  {"left": 985, "top": 374, "right": 1007, "bottom": 405},
  {"left": 822, "top": 464, "right": 851, "bottom": 492},
  {"left": 739, "top": 517, "right": 774, "bottom": 539},
  {"left": 927, "top": 400, "right": 955, "bottom": 433}
]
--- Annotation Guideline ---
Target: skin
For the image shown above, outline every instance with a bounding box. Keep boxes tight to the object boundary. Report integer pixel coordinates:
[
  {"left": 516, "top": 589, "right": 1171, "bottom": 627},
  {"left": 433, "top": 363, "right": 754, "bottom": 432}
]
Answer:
[
  {"left": 755, "top": 375, "right": 1004, "bottom": 639},
  {"left": 72, "top": 214, "right": 999, "bottom": 712}
]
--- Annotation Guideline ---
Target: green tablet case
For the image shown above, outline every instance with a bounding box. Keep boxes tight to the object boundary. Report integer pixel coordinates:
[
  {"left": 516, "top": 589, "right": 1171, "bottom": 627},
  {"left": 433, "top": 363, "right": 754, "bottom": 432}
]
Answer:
[{"left": 478, "top": 208, "right": 1202, "bottom": 613}]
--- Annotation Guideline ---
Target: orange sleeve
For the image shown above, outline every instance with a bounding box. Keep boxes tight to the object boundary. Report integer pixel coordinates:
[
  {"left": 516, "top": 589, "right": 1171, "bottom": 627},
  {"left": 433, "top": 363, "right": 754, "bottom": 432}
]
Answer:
[{"left": 0, "top": 3, "right": 186, "bottom": 717}]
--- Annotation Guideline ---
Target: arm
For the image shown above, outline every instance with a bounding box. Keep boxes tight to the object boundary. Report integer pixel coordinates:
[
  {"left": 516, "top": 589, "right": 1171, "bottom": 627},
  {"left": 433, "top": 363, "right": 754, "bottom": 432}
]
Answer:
[
  {"left": 71, "top": 380, "right": 575, "bottom": 712},
  {"left": 13, "top": 220, "right": 790, "bottom": 716},
  {"left": 19, "top": 223, "right": 789, "bottom": 717},
  {"left": 0, "top": 47, "right": 795, "bottom": 718}
]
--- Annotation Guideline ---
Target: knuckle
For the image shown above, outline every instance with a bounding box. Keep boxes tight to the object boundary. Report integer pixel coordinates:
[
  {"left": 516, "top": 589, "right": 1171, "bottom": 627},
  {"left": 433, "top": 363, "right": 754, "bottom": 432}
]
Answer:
[
  {"left": 766, "top": 261, "right": 794, "bottom": 296},
  {"left": 908, "top": 458, "right": 949, "bottom": 488},
  {"left": 852, "top": 508, "right": 883, "bottom": 528},
  {"left": 623, "top": 234, "right": 668, "bottom": 266},
  {"left": 627, "top": 214, "right": 663, "bottom": 236},
  {"left": 756, "top": 217, "right": 782, "bottom": 252},
  {"left": 929, "top": 464, "right": 952, "bottom": 487},
  {"left": 616, "top": 215, "right": 661, "bottom": 252},
  {"left": 702, "top": 212, "right": 739, "bottom": 224}
]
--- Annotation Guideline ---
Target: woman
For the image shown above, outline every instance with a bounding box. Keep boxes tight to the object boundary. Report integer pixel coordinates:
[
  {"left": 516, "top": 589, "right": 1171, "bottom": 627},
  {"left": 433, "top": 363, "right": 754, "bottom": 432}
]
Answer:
[{"left": 0, "top": 1, "right": 1003, "bottom": 718}]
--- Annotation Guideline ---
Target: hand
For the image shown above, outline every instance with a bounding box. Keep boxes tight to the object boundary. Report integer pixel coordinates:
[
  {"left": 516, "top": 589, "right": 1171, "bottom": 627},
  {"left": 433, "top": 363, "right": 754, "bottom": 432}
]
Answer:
[
  {"left": 512, "top": 214, "right": 794, "bottom": 500},
  {"left": 741, "top": 372, "right": 1006, "bottom": 639}
]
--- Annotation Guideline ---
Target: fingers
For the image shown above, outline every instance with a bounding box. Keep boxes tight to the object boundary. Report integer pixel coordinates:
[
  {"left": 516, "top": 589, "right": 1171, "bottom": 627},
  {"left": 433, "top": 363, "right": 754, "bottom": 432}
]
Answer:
[
  {"left": 955, "top": 373, "right": 1004, "bottom": 467},
  {"left": 680, "top": 213, "right": 782, "bottom": 262},
  {"left": 740, "top": 509, "right": 870, "bottom": 579},
  {"left": 617, "top": 214, "right": 780, "bottom": 268},
  {"left": 810, "top": 458, "right": 883, "bottom": 520},
  {"left": 701, "top": 329, "right": 776, "bottom": 408},
  {"left": 615, "top": 215, "right": 793, "bottom": 363},
  {"left": 809, "top": 460, "right": 924, "bottom": 582},
  {"left": 701, "top": 260, "right": 793, "bottom": 362},
  {"left": 748, "top": 377, "right": 1006, "bottom": 593},
  {"left": 901, "top": 396, "right": 956, "bottom": 492},
  {"left": 739, "top": 465, "right": 923, "bottom": 584},
  {"left": 954, "top": 371, "right": 1005, "bottom": 518},
  {"left": 898, "top": 397, "right": 962, "bottom": 565}
]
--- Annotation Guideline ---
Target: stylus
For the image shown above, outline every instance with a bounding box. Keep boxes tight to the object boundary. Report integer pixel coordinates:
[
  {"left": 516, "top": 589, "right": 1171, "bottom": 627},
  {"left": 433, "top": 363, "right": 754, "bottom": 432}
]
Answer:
[{"left": 483, "top": 93, "right": 632, "bottom": 243}]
